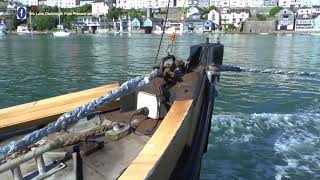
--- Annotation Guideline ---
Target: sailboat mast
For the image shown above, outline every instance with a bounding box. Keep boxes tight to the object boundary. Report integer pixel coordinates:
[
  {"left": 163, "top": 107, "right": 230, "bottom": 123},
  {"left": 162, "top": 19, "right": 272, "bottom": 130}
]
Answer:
[
  {"left": 58, "top": 6, "right": 61, "bottom": 26},
  {"left": 29, "top": 11, "right": 33, "bottom": 33}
]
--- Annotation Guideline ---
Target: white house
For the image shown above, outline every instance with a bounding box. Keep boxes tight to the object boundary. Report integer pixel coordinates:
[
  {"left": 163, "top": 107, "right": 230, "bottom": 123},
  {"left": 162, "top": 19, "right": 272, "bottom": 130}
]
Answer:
[
  {"left": 186, "top": 6, "right": 205, "bottom": 19},
  {"left": 116, "top": 0, "right": 187, "bottom": 9},
  {"left": 303, "top": 0, "right": 320, "bottom": 6},
  {"left": 209, "top": 0, "right": 263, "bottom": 7},
  {"left": 38, "top": 0, "right": 47, "bottom": 6},
  {"left": 207, "top": 9, "right": 220, "bottom": 25},
  {"left": 278, "top": 0, "right": 303, "bottom": 7},
  {"left": 220, "top": 8, "right": 250, "bottom": 27},
  {"left": 92, "top": 0, "right": 110, "bottom": 16},
  {"left": 297, "top": 6, "right": 320, "bottom": 15},
  {"left": 46, "top": 0, "right": 80, "bottom": 8},
  {"left": 76, "top": 16, "right": 100, "bottom": 27},
  {"left": 116, "top": 0, "right": 147, "bottom": 9},
  {"left": 18, "top": 0, "right": 38, "bottom": 6},
  {"left": 264, "top": 0, "right": 278, "bottom": 6},
  {"left": 80, "top": 0, "right": 94, "bottom": 6},
  {"left": 295, "top": 14, "right": 320, "bottom": 31},
  {"left": 276, "top": 8, "right": 295, "bottom": 30}
]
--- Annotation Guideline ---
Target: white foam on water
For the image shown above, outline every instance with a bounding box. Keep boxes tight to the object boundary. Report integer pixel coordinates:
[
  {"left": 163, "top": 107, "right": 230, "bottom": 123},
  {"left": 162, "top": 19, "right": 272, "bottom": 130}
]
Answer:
[{"left": 201, "top": 109, "right": 320, "bottom": 179}]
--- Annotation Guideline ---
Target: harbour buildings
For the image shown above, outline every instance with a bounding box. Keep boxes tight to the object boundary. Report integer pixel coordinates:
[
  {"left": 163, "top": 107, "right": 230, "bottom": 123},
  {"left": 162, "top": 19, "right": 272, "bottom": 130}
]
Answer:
[
  {"left": 17, "top": 0, "right": 39, "bottom": 6},
  {"left": 276, "top": 8, "right": 295, "bottom": 30},
  {"left": 297, "top": 6, "right": 320, "bottom": 15},
  {"left": 92, "top": 0, "right": 111, "bottom": 16},
  {"left": 46, "top": 0, "right": 80, "bottom": 8},
  {"left": 295, "top": 14, "right": 320, "bottom": 31},
  {"left": 220, "top": 8, "right": 250, "bottom": 28}
]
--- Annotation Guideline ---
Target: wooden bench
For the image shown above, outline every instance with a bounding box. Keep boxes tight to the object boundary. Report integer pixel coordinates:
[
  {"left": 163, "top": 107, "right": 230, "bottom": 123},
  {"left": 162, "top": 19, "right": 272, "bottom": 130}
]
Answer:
[{"left": 0, "top": 83, "right": 119, "bottom": 134}]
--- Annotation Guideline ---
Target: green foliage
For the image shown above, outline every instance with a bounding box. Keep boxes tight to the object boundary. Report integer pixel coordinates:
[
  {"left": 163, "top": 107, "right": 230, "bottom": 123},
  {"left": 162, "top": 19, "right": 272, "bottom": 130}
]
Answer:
[
  {"left": 31, "top": 15, "right": 78, "bottom": 31},
  {"left": 6, "top": 14, "right": 21, "bottom": 30},
  {"left": 224, "top": 24, "right": 236, "bottom": 31},
  {"left": 60, "top": 15, "right": 78, "bottom": 29},
  {"left": 32, "top": 15, "right": 57, "bottom": 31},
  {"left": 0, "top": 4, "right": 6, "bottom": 12},
  {"left": 128, "top": 9, "right": 146, "bottom": 19},
  {"left": 269, "top": 6, "right": 283, "bottom": 17},
  {"left": 77, "top": 4, "right": 91, "bottom": 13},
  {"left": 106, "top": 8, "right": 123, "bottom": 20},
  {"left": 178, "top": 7, "right": 188, "bottom": 12},
  {"left": 204, "top": 6, "right": 218, "bottom": 14},
  {"left": 256, "top": 14, "right": 267, "bottom": 21},
  {"left": 37, "top": 4, "right": 91, "bottom": 14}
]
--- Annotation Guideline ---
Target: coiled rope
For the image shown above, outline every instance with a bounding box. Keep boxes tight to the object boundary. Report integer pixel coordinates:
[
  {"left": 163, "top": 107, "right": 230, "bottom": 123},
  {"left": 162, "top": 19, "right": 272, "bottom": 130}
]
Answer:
[
  {"left": 221, "top": 65, "right": 320, "bottom": 78},
  {"left": 0, "top": 69, "right": 161, "bottom": 161}
]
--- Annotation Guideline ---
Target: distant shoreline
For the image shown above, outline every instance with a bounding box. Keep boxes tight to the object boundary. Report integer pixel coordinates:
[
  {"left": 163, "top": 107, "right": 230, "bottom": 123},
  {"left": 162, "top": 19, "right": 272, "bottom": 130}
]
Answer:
[{"left": 5, "top": 30, "right": 318, "bottom": 36}]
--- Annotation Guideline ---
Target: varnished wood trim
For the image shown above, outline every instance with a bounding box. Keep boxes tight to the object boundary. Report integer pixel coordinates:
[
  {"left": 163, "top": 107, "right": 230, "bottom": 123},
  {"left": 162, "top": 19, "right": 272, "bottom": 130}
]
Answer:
[
  {"left": 119, "top": 100, "right": 193, "bottom": 180},
  {"left": 0, "top": 84, "right": 119, "bottom": 134}
]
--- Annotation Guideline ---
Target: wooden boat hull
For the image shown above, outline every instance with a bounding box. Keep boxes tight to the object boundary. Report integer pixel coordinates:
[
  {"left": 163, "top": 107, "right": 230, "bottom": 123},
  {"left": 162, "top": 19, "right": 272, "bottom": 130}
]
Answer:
[{"left": 0, "top": 42, "right": 223, "bottom": 180}]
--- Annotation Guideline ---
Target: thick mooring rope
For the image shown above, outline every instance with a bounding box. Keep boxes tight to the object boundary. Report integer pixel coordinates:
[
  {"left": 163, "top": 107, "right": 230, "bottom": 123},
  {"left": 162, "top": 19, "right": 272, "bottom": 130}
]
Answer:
[
  {"left": 221, "top": 65, "right": 320, "bottom": 78},
  {"left": 0, "top": 69, "right": 161, "bottom": 161}
]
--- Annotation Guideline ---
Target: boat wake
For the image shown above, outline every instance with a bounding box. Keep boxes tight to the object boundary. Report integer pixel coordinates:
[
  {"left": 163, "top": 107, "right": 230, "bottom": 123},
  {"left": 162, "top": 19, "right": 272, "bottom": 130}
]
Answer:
[
  {"left": 201, "top": 109, "right": 320, "bottom": 179},
  {"left": 221, "top": 65, "right": 320, "bottom": 78}
]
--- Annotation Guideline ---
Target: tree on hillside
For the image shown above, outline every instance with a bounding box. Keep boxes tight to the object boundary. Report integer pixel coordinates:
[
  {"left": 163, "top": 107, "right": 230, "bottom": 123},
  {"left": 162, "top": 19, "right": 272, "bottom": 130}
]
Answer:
[
  {"left": 0, "top": 4, "right": 6, "bottom": 12},
  {"left": 128, "top": 9, "right": 146, "bottom": 19},
  {"left": 269, "top": 6, "right": 283, "bottom": 17},
  {"left": 77, "top": 4, "right": 91, "bottom": 13},
  {"left": 106, "top": 8, "right": 123, "bottom": 20},
  {"left": 32, "top": 16, "right": 57, "bottom": 31},
  {"left": 204, "top": 5, "right": 218, "bottom": 14},
  {"left": 6, "top": 14, "right": 21, "bottom": 30}
]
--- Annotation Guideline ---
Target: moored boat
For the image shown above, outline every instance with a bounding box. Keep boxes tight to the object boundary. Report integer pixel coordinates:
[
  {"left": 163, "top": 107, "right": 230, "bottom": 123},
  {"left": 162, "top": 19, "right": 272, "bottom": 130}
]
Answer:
[
  {"left": 16, "top": 24, "right": 32, "bottom": 35},
  {"left": 0, "top": 20, "right": 6, "bottom": 36},
  {"left": 53, "top": 31, "right": 71, "bottom": 37},
  {"left": 52, "top": 5, "right": 70, "bottom": 37},
  {"left": 0, "top": 41, "right": 224, "bottom": 179}
]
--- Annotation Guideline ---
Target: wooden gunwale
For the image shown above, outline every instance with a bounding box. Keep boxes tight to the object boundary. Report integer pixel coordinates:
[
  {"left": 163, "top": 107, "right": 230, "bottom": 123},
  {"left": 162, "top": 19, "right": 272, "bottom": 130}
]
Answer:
[
  {"left": 119, "top": 100, "right": 193, "bottom": 180},
  {"left": 0, "top": 83, "right": 119, "bottom": 134}
]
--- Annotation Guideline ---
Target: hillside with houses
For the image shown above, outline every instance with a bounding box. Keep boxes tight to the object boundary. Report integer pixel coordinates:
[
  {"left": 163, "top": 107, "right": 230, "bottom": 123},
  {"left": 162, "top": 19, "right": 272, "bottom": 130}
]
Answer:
[{"left": 0, "top": 0, "right": 320, "bottom": 33}]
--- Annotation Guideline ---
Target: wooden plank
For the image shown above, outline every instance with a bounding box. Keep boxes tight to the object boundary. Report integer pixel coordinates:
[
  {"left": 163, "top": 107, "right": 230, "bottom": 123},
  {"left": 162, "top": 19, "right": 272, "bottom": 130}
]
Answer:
[
  {"left": 0, "top": 84, "right": 119, "bottom": 119},
  {"left": 119, "top": 100, "right": 193, "bottom": 180},
  {"left": 0, "top": 84, "right": 120, "bottom": 134}
]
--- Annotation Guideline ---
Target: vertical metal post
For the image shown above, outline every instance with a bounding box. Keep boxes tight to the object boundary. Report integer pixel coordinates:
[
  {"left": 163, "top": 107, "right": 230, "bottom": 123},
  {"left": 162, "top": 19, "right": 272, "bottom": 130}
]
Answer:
[
  {"left": 11, "top": 166, "right": 23, "bottom": 180},
  {"left": 36, "top": 155, "right": 46, "bottom": 174}
]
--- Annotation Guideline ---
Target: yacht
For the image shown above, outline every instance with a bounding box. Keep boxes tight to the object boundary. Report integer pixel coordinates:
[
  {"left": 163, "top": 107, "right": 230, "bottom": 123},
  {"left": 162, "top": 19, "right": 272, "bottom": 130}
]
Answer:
[{"left": 53, "top": 6, "right": 70, "bottom": 37}]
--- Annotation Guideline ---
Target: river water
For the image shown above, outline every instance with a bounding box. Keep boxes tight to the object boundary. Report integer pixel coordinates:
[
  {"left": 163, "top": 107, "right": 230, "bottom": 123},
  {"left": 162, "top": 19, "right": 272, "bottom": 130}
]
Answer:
[{"left": 0, "top": 34, "right": 319, "bottom": 179}]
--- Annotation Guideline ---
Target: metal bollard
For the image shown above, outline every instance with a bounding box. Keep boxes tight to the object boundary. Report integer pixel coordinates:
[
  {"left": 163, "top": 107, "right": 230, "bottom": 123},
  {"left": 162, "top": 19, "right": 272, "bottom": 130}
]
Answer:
[
  {"left": 36, "top": 155, "right": 46, "bottom": 174},
  {"left": 11, "top": 166, "right": 23, "bottom": 180}
]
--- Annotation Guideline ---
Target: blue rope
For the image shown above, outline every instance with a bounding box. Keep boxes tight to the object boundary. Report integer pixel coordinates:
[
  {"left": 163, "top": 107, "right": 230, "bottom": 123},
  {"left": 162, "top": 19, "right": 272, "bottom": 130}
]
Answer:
[
  {"left": 0, "top": 69, "right": 161, "bottom": 161},
  {"left": 221, "top": 65, "right": 320, "bottom": 78}
]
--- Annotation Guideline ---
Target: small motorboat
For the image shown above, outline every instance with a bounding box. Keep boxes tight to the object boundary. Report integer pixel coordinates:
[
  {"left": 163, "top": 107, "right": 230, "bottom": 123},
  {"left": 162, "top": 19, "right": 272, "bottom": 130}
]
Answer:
[
  {"left": 0, "top": 41, "right": 224, "bottom": 180},
  {"left": 16, "top": 24, "right": 32, "bottom": 35},
  {"left": 53, "top": 31, "right": 71, "bottom": 37}
]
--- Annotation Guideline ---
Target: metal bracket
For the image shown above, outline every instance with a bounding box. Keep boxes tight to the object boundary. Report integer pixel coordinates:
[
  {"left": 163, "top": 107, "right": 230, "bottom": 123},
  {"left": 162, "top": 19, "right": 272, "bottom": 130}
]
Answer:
[{"left": 36, "top": 162, "right": 66, "bottom": 180}]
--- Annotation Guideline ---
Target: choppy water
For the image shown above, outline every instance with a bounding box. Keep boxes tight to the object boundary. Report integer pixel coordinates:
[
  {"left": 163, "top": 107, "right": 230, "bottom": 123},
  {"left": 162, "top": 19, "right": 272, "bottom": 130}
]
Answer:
[{"left": 1, "top": 34, "right": 320, "bottom": 179}]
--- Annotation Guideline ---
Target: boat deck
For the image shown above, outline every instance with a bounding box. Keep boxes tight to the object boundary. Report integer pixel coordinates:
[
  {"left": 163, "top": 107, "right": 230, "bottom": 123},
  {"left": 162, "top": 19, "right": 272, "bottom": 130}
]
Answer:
[{"left": 1, "top": 133, "right": 149, "bottom": 180}]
